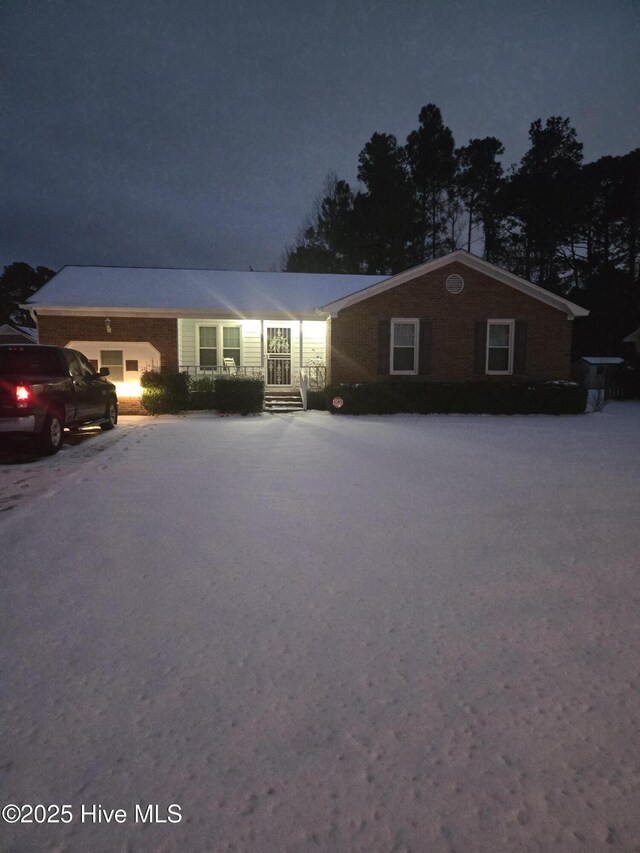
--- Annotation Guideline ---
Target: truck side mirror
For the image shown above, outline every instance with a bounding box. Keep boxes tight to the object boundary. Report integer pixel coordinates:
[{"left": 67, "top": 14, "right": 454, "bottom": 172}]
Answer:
[{"left": 99, "top": 367, "right": 111, "bottom": 377}]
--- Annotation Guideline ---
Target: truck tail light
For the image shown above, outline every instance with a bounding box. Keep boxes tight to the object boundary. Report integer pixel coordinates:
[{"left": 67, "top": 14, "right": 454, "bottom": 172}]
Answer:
[{"left": 15, "top": 384, "right": 32, "bottom": 408}]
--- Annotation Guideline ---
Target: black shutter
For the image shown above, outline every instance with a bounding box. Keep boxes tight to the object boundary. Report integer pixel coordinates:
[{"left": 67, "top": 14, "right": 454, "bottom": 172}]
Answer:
[
  {"left": 514, "top": 321, "right": 528, "bottom": 374},
  {"left": 418, "top": 319, "right": 432, "bottom": 375},
  {"left": 474, "top": 321, "right": 487, "bottom": 375},
  {"left": 378, "top": 319, "right": 390, "bottom": 375}
]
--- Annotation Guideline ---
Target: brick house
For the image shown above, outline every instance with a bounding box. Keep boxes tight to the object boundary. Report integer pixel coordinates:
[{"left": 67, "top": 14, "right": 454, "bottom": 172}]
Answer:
[{"left": 23, "top": 251, "right": 587, "bottom": 408}]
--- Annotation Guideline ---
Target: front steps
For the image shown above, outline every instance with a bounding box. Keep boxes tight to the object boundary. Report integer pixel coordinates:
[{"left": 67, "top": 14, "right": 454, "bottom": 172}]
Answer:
[{"left": 264, "top": 389, "right": 304, "bottom": 413}]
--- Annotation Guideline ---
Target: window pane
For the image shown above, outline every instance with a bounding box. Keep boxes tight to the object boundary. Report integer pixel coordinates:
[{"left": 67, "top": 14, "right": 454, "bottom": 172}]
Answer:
[
  {"left": 393, "top": 347, "right": 415, "bottom": 372},
  {"left": 488, "top": 324, "right": 510, "bottom": 347},
  {"left": 222, "top": 349, "right": 240, "bottom": 365},
  {"left": 65, "top": 352, "right": 83, "bottom": 376},
  {"left": 488, "top": 347, "right": 509, "bottom": 372},
  {"left": 101, "top": 350, "right": 124, "bottom": 381},
  {"left": 200, "top": 348, "right": 217, "bottom": 367},
  {"left": 223, "top": 327, "right": 241, "bottom": 348},
  {"left": 393, "top": 323, "right": 415, "bottom": 347},
  {"left": 199, "top": 327, "right": 217, "bottom": 347},
  {"left": 0, "top": 349, "right": 63, "bottom": 376}
]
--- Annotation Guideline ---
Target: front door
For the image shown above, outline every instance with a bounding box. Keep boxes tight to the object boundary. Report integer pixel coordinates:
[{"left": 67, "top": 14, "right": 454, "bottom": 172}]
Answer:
[{"left": 265, "top": 325, "right": 292, "bottom": 386}]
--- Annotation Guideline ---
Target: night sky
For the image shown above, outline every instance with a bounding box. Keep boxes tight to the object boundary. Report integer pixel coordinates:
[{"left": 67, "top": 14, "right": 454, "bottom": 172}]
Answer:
[{"left": 2, "top": 0, "right": 638, "bottom": 273}]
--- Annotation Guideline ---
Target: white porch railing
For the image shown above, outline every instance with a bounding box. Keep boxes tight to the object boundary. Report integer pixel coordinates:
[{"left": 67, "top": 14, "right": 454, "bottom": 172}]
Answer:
[
  {"left": 301, "top": 364, "right": 326, "bottom": 390},
  {"left": 180, "top": 365, "right": 265, "bottom": 380},
  {"left": 299, "top": 364, "right": 327, "bottom": 411},
  {"left": 181, "top": 363, "right": 326, "bottom": 387},
  {"left": 299, "top": 371, "right": 308, "bottom": 411}
]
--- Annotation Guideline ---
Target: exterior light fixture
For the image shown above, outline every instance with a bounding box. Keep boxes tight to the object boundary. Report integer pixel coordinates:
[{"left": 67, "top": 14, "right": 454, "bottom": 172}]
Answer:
[{"left": 105, "top": 317, "right": 112, "bottom": 334}]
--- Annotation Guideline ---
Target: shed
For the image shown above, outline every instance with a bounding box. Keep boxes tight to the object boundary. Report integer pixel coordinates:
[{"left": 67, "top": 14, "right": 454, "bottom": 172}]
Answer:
[{"left": 0, "top": 323, "right": 37, "bottom": 344}]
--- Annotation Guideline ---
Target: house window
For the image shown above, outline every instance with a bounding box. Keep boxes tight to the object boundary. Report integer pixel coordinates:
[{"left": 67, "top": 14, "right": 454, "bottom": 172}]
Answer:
[
  {"left": 198, "top": 327, "right": 217, "bottom": 367},
  {"left": 391, "top": 319, "right": 419, "bottom": 374},
  {"left": 100, "top": 350, "right": 124, "bottom": 382},
  {"left": 222, "top": 326, "right": 241, "bottom": 365},
  {"left": 486, "top": 321, "right": 514, "bottom": 374}
]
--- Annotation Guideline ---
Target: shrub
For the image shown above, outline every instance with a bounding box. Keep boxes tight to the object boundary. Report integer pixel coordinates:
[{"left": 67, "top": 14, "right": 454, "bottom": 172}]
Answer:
[
  {"left": 189, "top": 376, "right": 216, "bottom": 410},
  {"left": 325, "top": 380, "right": 587, "bottom": 416},
  {"left": 306, "top": 390, "right": 327, "bottom": 411},
  {"left": 214, "top": 376, "right": 264, "bottom": 414},
  {"left": 140, "top": 370, "right": 190, "bottom": 414}
]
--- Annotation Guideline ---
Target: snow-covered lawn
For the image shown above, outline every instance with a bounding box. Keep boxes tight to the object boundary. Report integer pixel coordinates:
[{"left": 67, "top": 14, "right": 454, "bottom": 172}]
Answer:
[{"left": 2, "top": 404, "right": 640, "bottom": 852}]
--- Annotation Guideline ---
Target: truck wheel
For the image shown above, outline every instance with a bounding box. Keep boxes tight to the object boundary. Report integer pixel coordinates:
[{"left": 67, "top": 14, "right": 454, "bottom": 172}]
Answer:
[
  {"left": 100, "top": 398, "right": 118, "bottom": 431},
  {"left": 40, "top": 407, "right": 65, "bottom": 455}
]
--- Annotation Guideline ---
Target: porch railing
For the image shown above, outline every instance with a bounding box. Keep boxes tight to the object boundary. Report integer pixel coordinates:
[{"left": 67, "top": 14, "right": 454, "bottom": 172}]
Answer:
[
  {"left": 301, "top": 363, "right": 326, "bottom": 391},
  {"left": 181, "top": 363, "right": 326, "bottom": 388},
  {"left": 180, "top": 365, "right": 265, "bottom": 380}
]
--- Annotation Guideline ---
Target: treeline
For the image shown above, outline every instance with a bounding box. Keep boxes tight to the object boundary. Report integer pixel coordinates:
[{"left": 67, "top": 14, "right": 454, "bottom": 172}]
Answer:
[
  {"left": 284, "top": 105, "right": 640, "bottom": 355},
  {"left": 0, "top": 263, "right": 55, "bottom": 327}
]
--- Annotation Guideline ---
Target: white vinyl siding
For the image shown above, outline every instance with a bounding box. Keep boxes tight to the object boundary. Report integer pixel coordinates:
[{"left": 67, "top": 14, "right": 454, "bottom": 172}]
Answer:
[
  {"left": 390, "top": 319, "right": 419, "bottom": 375},
  {"left": 301, "top": 320, "right": 326, "bottom": 365},
  {"left": 486, "top": 320, "right": 514, "bottom": 375},
  {"left": 179, "top": 320, "right": 262, "bottom": 368}
]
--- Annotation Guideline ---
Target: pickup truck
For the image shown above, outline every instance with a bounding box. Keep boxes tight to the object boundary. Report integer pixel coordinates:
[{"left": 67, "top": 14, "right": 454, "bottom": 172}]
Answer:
[{"left": 0, "top": 344, "right": 118, "bottom": 454}]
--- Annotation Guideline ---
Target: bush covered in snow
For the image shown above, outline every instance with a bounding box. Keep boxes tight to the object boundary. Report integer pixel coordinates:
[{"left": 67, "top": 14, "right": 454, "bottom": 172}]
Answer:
[
  {"left": 140, "top": 370, "right": 191, "bottom": 414},
  {"left": 214, "top": 376, "right": 264, "bottom": 415},
  {"left": 188, "top": 376, "right": 216, "bottom": 410},
  {"left": 325, "top": 380, "right": 587, "bottom": 415}
]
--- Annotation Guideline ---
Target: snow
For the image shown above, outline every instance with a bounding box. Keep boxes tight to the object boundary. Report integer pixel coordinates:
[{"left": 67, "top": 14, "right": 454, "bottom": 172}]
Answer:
[
  {"left": 23, "top": 267, "right": 386, "bottom": 315},
  {"left": 2, "top": 403, "right": 640, "bottom": 852}
]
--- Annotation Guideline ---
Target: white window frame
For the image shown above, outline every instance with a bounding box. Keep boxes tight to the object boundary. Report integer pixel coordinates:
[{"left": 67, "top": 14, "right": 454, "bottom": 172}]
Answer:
[
  {"left": 222, "top": 326, "right": 242, "bottom": 366},
  {"left": 390, "top": 318, "right": 419, "bottom": 375},
  {"left": 486, "top": 319, "right": 515, "bottom": 375},
  {"left": 100, "top": 349, "right": 124, "bottom": 382},
  {"left": 196, "top": 323, "right": 243, "bottom": 368}
]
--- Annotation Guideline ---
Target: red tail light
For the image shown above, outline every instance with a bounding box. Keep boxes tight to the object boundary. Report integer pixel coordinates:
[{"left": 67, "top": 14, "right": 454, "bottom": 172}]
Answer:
[{"left": 15, "top": 384, "right": 32, "bottom": 407}]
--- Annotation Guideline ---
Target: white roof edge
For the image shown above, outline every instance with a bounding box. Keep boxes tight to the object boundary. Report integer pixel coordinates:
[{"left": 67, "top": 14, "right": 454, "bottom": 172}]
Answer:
[
  {"left": 321, "top": 250, "right": 590, "bottom": 318},
  {"left": 0, "top": 322, "right": 37, "bottom": 337},
  {"left": 623, "top": 326, "right": 640, "bottom": 342},
  {"left": 22, "top": 305, "right": 330, "bottom": 320}
]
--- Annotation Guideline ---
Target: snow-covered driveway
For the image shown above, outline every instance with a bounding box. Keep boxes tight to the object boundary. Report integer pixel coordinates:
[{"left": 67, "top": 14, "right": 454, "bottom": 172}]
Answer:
[{"left": 2, "top": 405, "right": 640, "bottom": 853}]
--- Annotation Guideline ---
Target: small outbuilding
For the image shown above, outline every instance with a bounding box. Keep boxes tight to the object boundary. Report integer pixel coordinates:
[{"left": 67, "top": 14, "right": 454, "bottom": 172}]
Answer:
[
  {"left": 572, "top": 356, "right": 626, "bottom": 408},
  {"left": 0, "top": 323, "right": 37, "bottom": 344}
]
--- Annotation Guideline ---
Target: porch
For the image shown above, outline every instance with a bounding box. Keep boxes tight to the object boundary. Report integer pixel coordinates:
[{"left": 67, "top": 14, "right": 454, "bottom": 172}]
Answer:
[{"left": 177, "top": 318, "right": 328, "bottom": 390}]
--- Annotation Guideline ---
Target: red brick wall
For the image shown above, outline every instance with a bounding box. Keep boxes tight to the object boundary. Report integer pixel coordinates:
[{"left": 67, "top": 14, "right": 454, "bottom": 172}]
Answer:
[
  {"left": 37, "top": 315, "right": 179, "bottom": 371},
  {"left": 330, "top": 261, "right": 574, "bottom": 384}
]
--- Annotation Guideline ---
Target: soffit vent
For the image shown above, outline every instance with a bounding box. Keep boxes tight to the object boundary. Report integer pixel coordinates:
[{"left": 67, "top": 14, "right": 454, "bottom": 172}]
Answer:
[{"left": 445, "top": 273, "right": 464, "bottom": 294}]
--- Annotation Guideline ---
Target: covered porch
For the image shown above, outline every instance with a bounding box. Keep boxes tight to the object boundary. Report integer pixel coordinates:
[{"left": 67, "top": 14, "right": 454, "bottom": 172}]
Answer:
[{"left": 178, "top": 317, "right": 327, "bottom": 390}]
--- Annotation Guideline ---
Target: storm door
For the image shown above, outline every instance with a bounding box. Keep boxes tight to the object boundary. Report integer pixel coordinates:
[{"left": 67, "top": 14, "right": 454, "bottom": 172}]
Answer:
[{"left": 265, "top": 325, "right": 292, "bottom": 386}]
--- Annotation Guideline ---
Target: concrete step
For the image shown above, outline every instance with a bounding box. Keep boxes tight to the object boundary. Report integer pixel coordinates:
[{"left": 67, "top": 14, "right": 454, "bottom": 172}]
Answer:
[{"left": 264, "top": 390, "right": 304, "bottom": 413}]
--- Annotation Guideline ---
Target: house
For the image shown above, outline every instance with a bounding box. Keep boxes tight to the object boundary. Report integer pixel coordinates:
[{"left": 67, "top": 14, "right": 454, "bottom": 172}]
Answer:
[
  {"left": 623, "top": 325, "right": 640, "bottom": 357},
  {"left": 23, "top": 251, "right": 588, "bottom": 409},
  {"left": 0, "top": 322, "right": 38, "bottom": 344}
]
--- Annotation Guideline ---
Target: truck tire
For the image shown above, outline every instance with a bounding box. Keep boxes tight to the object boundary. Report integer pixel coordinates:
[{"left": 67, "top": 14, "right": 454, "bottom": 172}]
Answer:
[
  {"left": 100, "top": 397, "right": 118, "bottom": 430},
  {"left": 40, "top": 407, "right": 65, "bottom": 455}
]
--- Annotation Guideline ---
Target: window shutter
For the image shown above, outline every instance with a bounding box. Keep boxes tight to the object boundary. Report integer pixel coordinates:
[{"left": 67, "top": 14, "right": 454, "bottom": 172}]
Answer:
[
  {"left": 378, "top": 320, "right": 390, "bottom": 375},
  {"left": 418, "top": 319, "right": 432, "bottom": 375},
  {"left": 514, "top": 321, "right": 528, "bottom": 374},
  {"left": 474, "top": 321, "right": 487, "bottom": 375}
]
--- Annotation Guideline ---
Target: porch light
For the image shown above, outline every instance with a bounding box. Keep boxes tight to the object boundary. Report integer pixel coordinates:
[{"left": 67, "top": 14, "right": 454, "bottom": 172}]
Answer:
[
  {"left": 113, "top": 380, "right": 143, "bottom": 398},
  {"left": 105, "top": 317, "right": 112, "bottom": 334}
]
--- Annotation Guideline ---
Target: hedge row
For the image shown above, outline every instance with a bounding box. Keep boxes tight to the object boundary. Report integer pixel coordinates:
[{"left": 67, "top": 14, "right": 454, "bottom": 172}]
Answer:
[
  {"left": 323, "top": 380, "right": 587, "bottom": 415},
  {"left": 140, "top": 371, "right": 264, "bottom": 415}
]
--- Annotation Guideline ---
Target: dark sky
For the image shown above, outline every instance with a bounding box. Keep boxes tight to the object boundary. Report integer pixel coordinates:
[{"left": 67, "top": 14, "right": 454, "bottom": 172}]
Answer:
[{"left": 2, "top": 0, "right": 639, "bottom": 273}]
